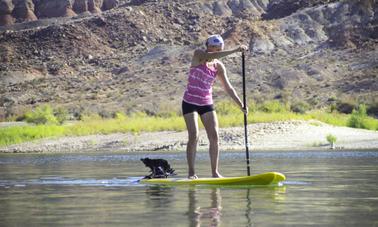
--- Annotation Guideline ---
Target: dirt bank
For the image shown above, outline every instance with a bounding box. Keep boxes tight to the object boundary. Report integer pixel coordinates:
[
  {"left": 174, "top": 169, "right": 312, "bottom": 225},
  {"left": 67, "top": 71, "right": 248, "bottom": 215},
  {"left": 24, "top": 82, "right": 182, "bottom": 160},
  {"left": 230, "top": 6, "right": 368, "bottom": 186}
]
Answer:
[{"left": 1, "top": 120, "right": 377, "bottom": 153}]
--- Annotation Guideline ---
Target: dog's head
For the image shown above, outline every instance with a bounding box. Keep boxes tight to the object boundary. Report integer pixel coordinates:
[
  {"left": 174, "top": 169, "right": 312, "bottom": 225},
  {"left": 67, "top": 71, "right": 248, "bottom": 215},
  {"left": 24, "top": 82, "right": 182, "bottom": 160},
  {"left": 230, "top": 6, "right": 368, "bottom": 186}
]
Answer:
[{"left": 140, "top": 158, "right": 152, "bottom": 167}]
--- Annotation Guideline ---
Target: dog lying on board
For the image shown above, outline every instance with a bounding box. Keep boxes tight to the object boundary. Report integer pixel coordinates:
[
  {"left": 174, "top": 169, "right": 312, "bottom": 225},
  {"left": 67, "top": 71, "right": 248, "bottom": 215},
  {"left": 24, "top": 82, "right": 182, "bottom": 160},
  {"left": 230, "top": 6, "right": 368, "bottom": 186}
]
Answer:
[{"left": 141, "top": 158, "right": 176, "bottom": 179}]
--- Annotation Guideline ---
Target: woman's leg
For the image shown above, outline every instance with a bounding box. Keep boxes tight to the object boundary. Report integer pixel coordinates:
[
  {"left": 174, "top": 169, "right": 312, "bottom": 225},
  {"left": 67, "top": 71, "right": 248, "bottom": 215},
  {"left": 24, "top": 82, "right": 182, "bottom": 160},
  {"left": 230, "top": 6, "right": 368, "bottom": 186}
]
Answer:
[
  {"left": 184, "top": 112, "right": 199, "bottom": 178},
  {"left": 200, "top": 111, "right": 222, "bottom": 178}
]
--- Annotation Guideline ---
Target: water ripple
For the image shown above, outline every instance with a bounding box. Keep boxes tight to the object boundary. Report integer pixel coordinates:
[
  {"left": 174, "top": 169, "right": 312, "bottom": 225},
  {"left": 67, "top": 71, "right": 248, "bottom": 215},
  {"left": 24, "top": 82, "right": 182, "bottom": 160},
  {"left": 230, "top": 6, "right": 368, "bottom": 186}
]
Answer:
[
  {"left": 0, "top": 151, "right": 377, "bottom": 165},
  {"left": 0, "top": 177, "right": 144, "bottom": 188}
]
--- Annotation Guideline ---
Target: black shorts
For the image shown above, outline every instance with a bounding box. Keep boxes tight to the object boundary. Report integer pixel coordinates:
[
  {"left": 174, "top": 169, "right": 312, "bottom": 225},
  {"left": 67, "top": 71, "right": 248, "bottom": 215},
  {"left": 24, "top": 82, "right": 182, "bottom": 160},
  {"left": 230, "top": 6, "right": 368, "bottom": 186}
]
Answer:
[{"left": 182, "top": 100, "right": 214, "bottom": 115}]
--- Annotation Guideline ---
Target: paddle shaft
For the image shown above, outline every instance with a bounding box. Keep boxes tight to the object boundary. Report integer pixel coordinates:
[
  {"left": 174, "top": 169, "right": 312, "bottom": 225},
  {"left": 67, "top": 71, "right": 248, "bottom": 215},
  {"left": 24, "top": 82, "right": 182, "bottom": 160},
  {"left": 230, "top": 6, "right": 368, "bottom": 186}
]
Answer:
[{"left": 242, "top": 52, "right": 251, "bottom": 176}]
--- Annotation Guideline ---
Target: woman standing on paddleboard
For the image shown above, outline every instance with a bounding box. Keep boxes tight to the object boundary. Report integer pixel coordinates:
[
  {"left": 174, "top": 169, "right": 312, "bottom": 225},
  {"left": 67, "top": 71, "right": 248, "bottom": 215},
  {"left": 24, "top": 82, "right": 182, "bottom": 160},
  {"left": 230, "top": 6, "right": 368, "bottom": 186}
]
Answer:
[{"left": 183, "top": 34, "right": 248, "bottom": 179}]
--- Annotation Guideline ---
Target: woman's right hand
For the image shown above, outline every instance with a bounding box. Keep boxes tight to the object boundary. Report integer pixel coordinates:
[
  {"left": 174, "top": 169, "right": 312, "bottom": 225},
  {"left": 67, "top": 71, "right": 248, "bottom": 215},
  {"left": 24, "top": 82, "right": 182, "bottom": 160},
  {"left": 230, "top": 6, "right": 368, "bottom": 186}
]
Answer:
[{"left": 238, "top": 45, "right": 248, "bottom": 52}]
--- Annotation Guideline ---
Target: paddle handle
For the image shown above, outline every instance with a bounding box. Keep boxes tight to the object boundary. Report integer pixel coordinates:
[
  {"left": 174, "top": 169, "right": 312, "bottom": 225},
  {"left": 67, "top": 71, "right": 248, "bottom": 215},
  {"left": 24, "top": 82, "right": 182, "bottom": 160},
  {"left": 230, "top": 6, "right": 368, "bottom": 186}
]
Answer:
[{"left": 242, "top": 52, "right": 251, "bottom": 176}]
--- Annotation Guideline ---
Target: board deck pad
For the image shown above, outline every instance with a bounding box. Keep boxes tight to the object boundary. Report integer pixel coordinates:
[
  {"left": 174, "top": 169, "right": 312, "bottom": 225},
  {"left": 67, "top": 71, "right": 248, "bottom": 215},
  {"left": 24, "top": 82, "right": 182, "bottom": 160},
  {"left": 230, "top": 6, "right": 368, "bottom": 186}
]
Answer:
[{"left": 140, "top": 172, "right": 285, "bottom": 186}]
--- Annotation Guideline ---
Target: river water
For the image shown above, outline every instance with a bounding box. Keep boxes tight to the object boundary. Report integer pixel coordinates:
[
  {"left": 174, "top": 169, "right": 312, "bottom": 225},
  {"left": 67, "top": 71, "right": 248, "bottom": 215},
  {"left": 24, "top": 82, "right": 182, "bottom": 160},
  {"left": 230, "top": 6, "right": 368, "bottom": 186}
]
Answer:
[{"left": 0, "top": 150, "right": 377, "bottom": 226}]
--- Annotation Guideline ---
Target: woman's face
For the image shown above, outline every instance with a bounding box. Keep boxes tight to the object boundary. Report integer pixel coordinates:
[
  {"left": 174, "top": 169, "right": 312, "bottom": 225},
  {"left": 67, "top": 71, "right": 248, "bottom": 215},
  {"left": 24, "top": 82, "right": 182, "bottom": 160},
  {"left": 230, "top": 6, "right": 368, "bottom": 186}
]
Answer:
[{"left": 207, "top": 45, "right": 223, "bottom": 52}]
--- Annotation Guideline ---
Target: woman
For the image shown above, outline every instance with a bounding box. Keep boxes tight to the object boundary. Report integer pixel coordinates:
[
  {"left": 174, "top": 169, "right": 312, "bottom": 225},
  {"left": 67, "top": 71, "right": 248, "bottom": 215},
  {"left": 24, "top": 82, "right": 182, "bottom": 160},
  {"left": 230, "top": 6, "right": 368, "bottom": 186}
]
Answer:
[{"left": 182, "top": 34, "right": 248, "bottom": 179}]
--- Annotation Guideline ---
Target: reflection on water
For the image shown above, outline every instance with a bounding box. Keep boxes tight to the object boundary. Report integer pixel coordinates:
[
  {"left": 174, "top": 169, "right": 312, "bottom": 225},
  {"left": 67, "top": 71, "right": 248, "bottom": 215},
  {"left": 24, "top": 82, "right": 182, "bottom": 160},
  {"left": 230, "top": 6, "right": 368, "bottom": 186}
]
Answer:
[
  {"left": 184, "top": 186, "right": 288, "bottom": 227},
  {"left": 187, "top": 188, "right": 222, "bottom": 227},
  {"left": 245, "top": 189, "right": 252, "bottom": 226},
  {"left": 0, "top": 150, "right": 377, "bottom": 226}
]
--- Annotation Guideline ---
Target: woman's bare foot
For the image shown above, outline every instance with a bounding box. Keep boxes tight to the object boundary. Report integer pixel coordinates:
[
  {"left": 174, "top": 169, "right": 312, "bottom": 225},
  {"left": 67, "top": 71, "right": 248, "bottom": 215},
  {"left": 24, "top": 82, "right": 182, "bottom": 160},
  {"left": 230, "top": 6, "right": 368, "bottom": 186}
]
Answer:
[
  {"left": 188, "top": 175, "right": 198, "bottom": 179},
  {"left": 212, "top": 173, "right": 223, "bottom": 178}
]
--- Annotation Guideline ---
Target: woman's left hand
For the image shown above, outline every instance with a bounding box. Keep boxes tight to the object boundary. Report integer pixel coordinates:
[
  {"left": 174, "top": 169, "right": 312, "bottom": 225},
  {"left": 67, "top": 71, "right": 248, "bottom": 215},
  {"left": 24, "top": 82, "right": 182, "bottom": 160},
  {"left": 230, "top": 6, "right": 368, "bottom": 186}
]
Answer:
[{"left": 241, "top": 106, "right": 248, "bottom": 115}]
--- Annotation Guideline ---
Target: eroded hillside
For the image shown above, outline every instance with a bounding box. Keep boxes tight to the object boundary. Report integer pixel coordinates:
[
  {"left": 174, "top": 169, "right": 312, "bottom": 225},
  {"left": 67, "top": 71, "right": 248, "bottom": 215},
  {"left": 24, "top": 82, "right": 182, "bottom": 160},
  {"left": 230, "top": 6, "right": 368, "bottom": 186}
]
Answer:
[{"left": 0, "top": 0, "right": 377, "bottom": 119}]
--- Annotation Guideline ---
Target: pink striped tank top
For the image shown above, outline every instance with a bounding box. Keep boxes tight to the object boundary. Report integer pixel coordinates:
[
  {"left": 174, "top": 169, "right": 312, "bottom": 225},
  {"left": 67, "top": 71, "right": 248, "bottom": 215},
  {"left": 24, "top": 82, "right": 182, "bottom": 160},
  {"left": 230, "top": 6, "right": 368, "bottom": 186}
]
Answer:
[{"left": 183, "top": 61, "right": 218, "bottom": 106}]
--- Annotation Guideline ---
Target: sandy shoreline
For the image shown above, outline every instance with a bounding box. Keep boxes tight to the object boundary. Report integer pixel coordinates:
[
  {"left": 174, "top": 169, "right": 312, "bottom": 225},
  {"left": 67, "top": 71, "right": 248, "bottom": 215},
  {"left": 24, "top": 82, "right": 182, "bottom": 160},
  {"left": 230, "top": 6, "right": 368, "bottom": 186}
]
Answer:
[{"left": 1, "top": 120, "right": 378, "bottom": 153}]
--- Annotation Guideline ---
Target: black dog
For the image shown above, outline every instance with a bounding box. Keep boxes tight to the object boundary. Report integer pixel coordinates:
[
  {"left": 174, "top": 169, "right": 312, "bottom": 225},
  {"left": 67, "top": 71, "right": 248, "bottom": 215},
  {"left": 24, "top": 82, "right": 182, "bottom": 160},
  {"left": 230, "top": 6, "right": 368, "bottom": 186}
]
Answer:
[{"left": 141, "top": 158, "right": 176, "bottom": 179}]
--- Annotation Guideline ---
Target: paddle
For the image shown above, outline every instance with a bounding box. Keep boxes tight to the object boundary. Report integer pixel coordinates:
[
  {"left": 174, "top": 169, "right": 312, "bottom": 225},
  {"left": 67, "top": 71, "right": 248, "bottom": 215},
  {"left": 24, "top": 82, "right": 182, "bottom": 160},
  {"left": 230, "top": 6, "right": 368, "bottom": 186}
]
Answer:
[{"left": 242, "top": 51, "right": 251, "bottom": 176}]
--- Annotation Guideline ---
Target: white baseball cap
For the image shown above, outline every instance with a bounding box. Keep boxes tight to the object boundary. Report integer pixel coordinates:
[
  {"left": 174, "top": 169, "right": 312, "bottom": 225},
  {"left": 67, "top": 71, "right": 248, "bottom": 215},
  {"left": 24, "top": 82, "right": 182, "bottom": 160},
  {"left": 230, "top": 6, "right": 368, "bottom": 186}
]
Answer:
[{"left": 206, "top": 34, "right": 224, "bottom": 48}]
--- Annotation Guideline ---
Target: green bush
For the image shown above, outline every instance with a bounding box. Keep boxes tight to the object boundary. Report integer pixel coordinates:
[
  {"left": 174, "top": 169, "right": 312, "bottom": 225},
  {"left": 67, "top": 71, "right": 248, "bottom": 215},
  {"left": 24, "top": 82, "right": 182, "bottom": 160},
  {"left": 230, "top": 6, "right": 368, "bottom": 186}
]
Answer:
[
  {"left": 24, "top": 105, "right": 58, "bottom": 125},
  {"left": 247, "top": 100, "right": 257, "bottom": 113},
  {"left": 259, "top": 100, "right": 288, "bottom": 113},
  {"left": 216, "top": 100, "right": 241, "bottom": 115},
  {"left": 157, "top": 112, "right": 178, "bottom": 118},
  {"left": 367, "top": 102, "right": 378, "bottom": 117},
  {"left": 347, "top": 104, "right": 367, "bottom": 129},
  {"left": 54, "top": 107, "right": 69, "bottom": 124},
  {"left": 329, "top": 103, "right": 337, "bottom": 113},
  {"left": 336, "top": 100, "right": 357, "bottom": 114},
  {"left": 156, "top": 102, "right": 180, "bottom": 118},
  {"left": 291, "top": 101, "right": 310, "bottom": 114},
  {"left": 98, "top": 109, "right": 114, "bottom": 119},
  {"left": 326, "top": 134, "right": 337, "bottom": 144},
  {"left": 114, "top": 112, "right": 127, "bottom": 121},
  {"left": 80, "top": 113, "right": 103, "bottom": 122},
  {"left": 346, "top": 104, "right": 378, "bottom": 130},
  {"left": 216, "top": 100, "right": 256, "bottom": 115}
]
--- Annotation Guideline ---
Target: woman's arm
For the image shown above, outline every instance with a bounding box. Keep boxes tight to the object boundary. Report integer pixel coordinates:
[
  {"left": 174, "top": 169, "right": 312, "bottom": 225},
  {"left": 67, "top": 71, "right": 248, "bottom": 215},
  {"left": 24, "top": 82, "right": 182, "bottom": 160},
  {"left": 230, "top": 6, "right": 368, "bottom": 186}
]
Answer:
[
  {"left": 195, "top": 48, "right": 239, "bottom": 60},
  {"left": 191, "top": 46, "right": 246, "bottom": 67},
  {"left": 217, "top": 61, "right": 248, "bottom": 114}
]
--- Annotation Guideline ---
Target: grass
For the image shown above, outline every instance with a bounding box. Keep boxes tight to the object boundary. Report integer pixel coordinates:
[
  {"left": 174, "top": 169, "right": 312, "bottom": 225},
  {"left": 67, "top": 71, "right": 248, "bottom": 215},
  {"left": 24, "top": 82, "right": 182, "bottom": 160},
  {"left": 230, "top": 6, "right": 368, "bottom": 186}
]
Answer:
[
  {"left": 1, "top": 101, "right": 377, "bottom": 147},
  {"left": 0, "top": 113, "right": 187, "bottom": 147},
  {"left": 307, "top": 110, "right": 349, "bottom": 126},
  {"left": 0, "top": 125, "right": 66, "bottom": 146},
  {"left": 66, "top": 114, "right": 186, "bottom": 136}
]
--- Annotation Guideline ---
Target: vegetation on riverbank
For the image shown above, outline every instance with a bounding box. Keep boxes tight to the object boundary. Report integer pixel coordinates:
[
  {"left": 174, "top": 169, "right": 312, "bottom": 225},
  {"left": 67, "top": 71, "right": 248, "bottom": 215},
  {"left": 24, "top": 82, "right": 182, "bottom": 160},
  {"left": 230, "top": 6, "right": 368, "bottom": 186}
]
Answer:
[{"left": 1, "top": 101, "right": 377, "bottom": 147}]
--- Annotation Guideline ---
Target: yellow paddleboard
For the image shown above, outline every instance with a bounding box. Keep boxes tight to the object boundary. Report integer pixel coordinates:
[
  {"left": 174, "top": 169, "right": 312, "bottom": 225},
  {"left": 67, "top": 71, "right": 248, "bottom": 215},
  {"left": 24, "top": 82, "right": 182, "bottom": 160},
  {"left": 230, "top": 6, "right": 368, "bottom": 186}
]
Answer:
[{"left": 140, "top": 172, "right": 285, "bottom": 186}]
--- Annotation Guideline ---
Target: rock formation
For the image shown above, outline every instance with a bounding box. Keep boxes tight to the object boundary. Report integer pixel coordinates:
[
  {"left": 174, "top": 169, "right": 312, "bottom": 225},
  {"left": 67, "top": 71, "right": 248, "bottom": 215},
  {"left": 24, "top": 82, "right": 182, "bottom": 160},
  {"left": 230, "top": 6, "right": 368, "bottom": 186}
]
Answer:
[
  {"left": 263, "top": 0, "right": 340, "bottom": 19},
  {"left": 74, "top": 0, "right": 116, "bottom": 15},
  {"left": 12, "top": 0, "right": 37, "bottom": 22},
  {"left": 102, "top": 0, "right": 118, "bottom": 11},
  {"left": 34, "top": 0, "right": 77, "bottom": 18},
  {"left": 0, "top": 0, "right": 15, "bottom": 26},
  {"left": 0, "top": 0, "right": 119, "bottom": 26},
  {"left": 0, "top": 0, "right": 376, "bottom": 119},
  {"left": 88, "top": 0, "right": 103, "bottom": 14},
  {"left": 73, "top": 0, "right": 89, "bottom": 14}
]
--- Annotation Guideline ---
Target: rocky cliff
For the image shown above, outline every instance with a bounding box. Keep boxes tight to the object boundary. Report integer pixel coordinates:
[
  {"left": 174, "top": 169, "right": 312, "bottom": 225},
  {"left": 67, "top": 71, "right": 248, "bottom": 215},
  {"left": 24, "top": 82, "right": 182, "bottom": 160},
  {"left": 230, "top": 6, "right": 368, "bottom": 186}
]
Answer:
[
  {"left": 0, "top": 0, "right": 377, "bottom": 119},
  {"left": 0, "top": 0, "right": 118, "bottom": 26}
]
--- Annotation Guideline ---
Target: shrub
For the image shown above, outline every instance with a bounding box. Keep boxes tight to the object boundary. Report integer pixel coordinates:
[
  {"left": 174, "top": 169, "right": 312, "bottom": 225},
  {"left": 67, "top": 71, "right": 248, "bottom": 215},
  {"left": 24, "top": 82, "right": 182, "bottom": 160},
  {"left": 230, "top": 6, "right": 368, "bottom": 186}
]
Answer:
[
  {"left": 98, "top": 109, "right": 114, "bottom": 119},
  {"left": 157, "top": 111, "right": 178, "bottom": 118},
  {"left": 80, "top": 113, "right": 102, "bottom": 122},
  {"left": 24, "top": 105, "right": 58, "bottom": 125},
  {"left": 291, "top": 101, "right": 310, "bottom": 114},
  {"left": 216, "top": 100, "right": 241, "bottom": 115},
  {"left": 259, "top": 100, "right": 288, "bottom": 113},
  {"left": 326, "top": 134, "right": 337, "bottom": 144},
  {"left": 329, "top": 103, "right": 337, "bottom": 113},
  {"left": 347, "top": 104, "right": 367, "bottom": 129},
  {"left": 54, "top": 107, "right": 69, "bottom": 124},
  {"left": 247, "top": 100, "right": 257, "bottom": 113},
  {"left": 216, "top": 100, "right": 256, "bottom": 115},
  {"left": 326, "top": 134, "right": 337, "bottom": 149},
  {"left": 156, "top": 102, "right": 180, "bottom": 118},
  {"left": 114, "top": 112, "right": 127, "bottom": 121},
  {"left": 336, "top": 100, "right": 357, "bottom": 114},
  {"left": 367, "top": 102, "right": 378, "bottom": 118}
]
